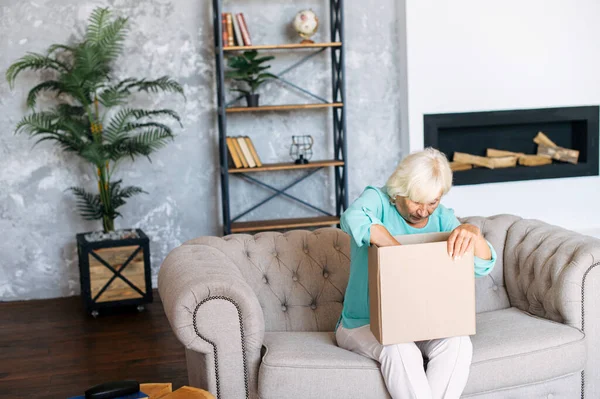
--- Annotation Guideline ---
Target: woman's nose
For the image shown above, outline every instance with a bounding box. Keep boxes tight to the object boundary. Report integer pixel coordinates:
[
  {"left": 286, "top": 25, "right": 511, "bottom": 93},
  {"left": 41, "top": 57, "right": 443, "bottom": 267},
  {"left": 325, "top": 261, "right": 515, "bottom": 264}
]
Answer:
[{"left": 416, "top": 208, "right": 428, "bottom": 218}]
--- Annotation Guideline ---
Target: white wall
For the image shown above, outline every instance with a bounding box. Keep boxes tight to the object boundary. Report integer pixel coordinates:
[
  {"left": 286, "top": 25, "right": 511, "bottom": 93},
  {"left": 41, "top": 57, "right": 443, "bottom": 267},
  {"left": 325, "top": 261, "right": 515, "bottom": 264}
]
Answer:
[{"left": 404, "top": 0, "right": 600, "bottom": 233}]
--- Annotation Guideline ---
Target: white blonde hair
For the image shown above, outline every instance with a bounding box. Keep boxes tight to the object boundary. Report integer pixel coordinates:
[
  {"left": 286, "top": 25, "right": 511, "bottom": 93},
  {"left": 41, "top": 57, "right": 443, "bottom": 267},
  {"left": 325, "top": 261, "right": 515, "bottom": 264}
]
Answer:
[{"left": 385, "top": 147, "right": 453, "bottom": 203}]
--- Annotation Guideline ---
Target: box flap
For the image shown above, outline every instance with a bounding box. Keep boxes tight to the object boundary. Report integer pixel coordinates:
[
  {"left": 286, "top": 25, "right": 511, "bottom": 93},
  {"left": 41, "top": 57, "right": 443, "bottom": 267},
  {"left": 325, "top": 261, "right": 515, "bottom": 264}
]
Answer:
[{"left": 394, "top": 231, "right": 451, "bottom": 245}]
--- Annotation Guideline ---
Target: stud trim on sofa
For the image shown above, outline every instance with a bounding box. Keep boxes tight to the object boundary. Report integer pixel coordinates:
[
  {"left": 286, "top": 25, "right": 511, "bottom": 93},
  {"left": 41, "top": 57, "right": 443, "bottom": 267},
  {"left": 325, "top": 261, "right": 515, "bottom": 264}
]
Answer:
[
  {"left": 580, "top": 260, "right": 600, "bottom": 399},
  {"left": 193, "top": 295, "right": 249, "bottom": 399}
]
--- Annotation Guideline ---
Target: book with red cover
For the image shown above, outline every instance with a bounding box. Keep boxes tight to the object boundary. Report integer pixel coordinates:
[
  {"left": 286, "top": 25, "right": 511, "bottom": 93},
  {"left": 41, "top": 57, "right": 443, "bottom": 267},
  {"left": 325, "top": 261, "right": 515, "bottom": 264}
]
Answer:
[{"left": 236, "top": 13, "right": 252, "bottom": 46}]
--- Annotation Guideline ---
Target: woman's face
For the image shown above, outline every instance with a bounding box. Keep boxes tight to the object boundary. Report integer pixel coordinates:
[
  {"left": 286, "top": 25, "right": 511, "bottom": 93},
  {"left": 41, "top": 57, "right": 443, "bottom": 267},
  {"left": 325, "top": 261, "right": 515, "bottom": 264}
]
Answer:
[{"left": 394, "top": 194, "right": 441, "bottom": 225}]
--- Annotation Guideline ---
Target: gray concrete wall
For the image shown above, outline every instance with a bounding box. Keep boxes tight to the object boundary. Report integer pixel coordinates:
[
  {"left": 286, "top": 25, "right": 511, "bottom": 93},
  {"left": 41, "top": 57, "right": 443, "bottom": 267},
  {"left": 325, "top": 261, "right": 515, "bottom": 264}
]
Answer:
[{"left": 0, "top": 0, "right": 405, "bottom": 300}]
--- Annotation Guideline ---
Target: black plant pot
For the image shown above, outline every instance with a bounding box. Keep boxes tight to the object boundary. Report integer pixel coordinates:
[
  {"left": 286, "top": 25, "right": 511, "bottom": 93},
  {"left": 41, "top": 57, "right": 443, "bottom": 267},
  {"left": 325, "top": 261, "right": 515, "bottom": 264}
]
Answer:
[
  {"left": 246, "top": 93, "right": 259, "bottom": 107},
  {"left": 76, "top": 228, "right": 153, "bottom": 317}
]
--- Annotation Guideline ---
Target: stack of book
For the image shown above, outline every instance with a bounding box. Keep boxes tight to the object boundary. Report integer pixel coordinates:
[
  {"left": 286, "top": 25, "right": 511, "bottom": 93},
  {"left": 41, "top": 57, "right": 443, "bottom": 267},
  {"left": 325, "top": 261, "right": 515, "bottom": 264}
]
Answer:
[
  {"left": 222, "top": 13, "right": 252, "bottom": 47},
  {"left": 227, "top": 136, "right": 262, "bottom": 169}
]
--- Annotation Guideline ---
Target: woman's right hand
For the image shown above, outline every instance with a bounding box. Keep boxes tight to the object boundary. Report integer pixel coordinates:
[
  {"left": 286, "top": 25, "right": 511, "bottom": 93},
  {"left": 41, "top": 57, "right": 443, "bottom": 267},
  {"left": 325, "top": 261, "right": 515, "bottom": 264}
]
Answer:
[{"left": 370, "top": 225, "right": 401, "bottom": 247}]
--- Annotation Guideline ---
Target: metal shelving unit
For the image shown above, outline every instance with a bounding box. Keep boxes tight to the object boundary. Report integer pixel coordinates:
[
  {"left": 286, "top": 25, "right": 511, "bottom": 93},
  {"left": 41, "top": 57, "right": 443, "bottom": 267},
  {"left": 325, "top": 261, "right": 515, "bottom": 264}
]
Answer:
[{"left": 212, "top": 0, "right": 348, "bottom": 235}]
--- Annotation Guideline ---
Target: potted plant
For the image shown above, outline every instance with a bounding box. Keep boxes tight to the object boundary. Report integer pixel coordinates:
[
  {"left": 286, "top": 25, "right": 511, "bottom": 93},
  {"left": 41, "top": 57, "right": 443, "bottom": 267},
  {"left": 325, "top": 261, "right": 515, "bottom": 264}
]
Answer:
[
  {"left": 225, "top": 50, "right": 275, "bottom": 107},
  {"left": 6, "top": 7, "right": 184, "bottom": 317}
]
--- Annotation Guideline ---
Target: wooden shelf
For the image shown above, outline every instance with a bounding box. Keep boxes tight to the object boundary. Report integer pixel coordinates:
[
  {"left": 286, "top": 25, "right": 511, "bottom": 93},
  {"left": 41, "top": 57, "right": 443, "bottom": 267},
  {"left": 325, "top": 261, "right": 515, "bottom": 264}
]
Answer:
[
  {"left": 229, "top": 159, "right": 344, "bottom": 174},
  {"left": 231, "top": 216, "right": 340, "bottom": 233},
  {"left": 227, "top": 103, "right": 343, "bottom": 113},
  {"left": 223, "top": 42, "right": 342, "bottom": 51}
]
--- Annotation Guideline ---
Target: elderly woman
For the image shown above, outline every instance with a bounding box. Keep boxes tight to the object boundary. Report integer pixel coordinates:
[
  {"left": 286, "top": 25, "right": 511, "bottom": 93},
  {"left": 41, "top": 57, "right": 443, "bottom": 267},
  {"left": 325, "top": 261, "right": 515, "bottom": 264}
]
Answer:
[{"left": 336, "top": 148, "right": 497, "bottom": 399}]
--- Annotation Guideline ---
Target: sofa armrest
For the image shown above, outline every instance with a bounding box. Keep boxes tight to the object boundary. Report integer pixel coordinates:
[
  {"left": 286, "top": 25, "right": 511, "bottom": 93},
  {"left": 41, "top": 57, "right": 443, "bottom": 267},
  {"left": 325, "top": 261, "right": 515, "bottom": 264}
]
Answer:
[
  {"left": 504, "top": 219, "right": 600, "bottom": 398},
  {"left": 158, "top": 242, "right": 265, "bottom": 399}
]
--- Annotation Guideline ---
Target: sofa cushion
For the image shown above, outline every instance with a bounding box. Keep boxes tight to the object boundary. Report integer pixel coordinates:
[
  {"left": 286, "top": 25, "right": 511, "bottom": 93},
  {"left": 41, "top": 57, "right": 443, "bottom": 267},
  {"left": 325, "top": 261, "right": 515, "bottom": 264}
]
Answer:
[
  {"left": 259, "top": 308, "right": 585, "bottom": 399},
  {"left": 466, "top": 307, "right": 585, "bottom": 395},
  {"left": 258, "top": 331, "right": 390, "bottom": 399}
]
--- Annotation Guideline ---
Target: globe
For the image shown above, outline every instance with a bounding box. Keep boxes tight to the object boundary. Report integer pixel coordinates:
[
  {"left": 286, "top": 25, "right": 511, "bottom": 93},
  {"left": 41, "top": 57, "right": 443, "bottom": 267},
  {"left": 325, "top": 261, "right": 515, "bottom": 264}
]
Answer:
[{"left": 293, "top": 9, "right": 319, "bottom": 43}]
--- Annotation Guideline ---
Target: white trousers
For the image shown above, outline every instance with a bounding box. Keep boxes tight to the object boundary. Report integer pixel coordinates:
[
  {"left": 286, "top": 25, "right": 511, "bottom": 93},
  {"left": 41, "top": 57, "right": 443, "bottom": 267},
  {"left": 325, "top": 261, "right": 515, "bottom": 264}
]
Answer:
[{"left": 336, "top": 324, "right": 472, "bottom": 399}]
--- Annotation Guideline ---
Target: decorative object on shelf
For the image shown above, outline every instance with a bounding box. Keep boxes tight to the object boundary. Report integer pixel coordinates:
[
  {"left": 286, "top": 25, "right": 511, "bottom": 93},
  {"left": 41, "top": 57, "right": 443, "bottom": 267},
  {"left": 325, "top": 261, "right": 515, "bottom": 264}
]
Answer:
[
  {"left": 6, "top": 7, "right": 184, "bottom": 316},
  {"left": 290, "top": 135, "right": 314, "bottom": 164},
  {"left": 293, "top": 9, "right": 319, "bottom": 44},
  {"left": 226, "top": 50, "right": 275, "bottom": 107},
  {"left": 226, "top": 136, "right": 262, "bottom": 168}
]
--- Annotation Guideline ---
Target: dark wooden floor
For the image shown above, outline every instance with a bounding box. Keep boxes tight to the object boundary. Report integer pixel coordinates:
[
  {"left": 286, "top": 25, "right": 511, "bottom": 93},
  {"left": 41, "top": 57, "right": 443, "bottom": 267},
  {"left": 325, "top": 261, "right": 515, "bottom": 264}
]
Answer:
[{"left": 0, "top": 290, "right": 188, "bottom": 399}]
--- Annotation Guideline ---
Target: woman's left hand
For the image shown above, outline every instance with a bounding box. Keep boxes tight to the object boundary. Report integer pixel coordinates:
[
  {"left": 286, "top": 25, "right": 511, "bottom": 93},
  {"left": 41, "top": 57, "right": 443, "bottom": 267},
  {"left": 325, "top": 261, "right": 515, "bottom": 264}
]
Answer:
[{"left": 447, "top": 224, "right": 481, "bottom": 260}]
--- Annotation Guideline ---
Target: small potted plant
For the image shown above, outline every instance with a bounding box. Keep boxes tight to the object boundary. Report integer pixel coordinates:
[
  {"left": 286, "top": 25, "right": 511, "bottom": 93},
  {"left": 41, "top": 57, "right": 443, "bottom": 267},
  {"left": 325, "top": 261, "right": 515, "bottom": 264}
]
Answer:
[
  {"left": 225, "top": 50, "right": 275, "bottom": 107},
  {"left": 6, "top": 7, "right": 184, "bottom": 317}
]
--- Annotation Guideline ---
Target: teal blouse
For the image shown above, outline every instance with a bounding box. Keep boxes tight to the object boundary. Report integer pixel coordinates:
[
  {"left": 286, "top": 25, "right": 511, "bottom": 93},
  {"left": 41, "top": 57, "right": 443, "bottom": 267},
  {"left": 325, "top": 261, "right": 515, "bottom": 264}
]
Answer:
[{"left": 338, "top": 186, "right": 497, "bottom": 329}]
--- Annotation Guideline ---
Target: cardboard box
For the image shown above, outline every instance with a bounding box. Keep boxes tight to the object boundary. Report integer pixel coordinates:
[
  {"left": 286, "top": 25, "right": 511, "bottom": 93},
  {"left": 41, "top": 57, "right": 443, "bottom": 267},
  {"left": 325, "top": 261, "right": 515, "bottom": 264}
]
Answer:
[{"left": 368, "top": 231, "right": 476, "bottom": 345}]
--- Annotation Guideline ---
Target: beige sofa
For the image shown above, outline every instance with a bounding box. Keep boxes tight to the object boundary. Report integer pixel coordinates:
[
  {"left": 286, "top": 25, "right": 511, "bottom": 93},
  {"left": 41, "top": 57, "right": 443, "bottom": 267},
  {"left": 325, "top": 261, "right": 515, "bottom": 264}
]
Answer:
[{"left": 158, "top": 215, "right": 600, "bottom": 398}]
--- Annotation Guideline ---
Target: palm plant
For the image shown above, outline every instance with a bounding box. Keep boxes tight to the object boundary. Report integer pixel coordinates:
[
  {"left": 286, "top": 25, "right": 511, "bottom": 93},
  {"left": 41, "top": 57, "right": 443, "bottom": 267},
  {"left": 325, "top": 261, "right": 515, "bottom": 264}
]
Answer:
[{"left": 6, "top": 7, "right": 184, "bottom": 233}]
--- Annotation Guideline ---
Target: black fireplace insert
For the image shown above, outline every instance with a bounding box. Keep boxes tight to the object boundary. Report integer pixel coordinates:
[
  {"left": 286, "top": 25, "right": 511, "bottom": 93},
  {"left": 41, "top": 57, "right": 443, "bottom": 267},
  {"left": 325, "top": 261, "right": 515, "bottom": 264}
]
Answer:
[{"left": 424, "top": 106, "right": 599, "bottom": 185}]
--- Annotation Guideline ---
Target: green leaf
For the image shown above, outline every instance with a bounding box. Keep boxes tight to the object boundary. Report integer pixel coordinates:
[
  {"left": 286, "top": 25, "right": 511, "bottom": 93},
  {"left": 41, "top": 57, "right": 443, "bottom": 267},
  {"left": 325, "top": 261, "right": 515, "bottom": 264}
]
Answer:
[
  {"left": 225, "top": 71, "right": 251, "bottom": 80},
  {"left": 15, "top": 112, "right": 57, "bottom": 136},
  {"left": 80, "top": 143, "right": 107, "bottom": 166},
  {"left": 86, "top": 8, "right": 112, "bottom": 45},
  {"left": 56, "top": 103, "right": 86, "bottom": 117},
  {"left": 14, "top": 111, "right": 91, "bottom": 154},
  {"left": 105, "top": 108, "right": 182, "bottom": 144},
  {"left": 227, "top": 57, "right": 251, "bottom": 69},
  {"left": 6, "top": 53, "right": 69, "bottom": 88},
  {"left": 245, "top": 50, "right": 258, "bottom": 60},
  {"left": 114, "top": 128, "right": 174, "bottom": 161},
  {"left": 253, "top": 56, "right": 275, "bottom": 63},
  {"left": 108, "top": 180, "right": 146, "bottom": 210},
  {"left": 69, "top": 186, "right": 104, "bottom": 220},
  {"left": 26, "top": 80, "right": 64, "bottom": 108},
  {"left": 122, "top": 121, "right": 173, "bottom": 136},
  {"left": 95, "top": 17, "right": 129, "bottom": 61},
  {"left": 124, "top": 76, "right": 185, "bottom": 98},
  {"left": 257, "top": 72, "right": 275, "bottom": 80},
  {"left": 47, "top": 44, "right": 76, "bottom": 56},
  {"left": 98, "top": 86, "right": 129, "bottom": 107}
]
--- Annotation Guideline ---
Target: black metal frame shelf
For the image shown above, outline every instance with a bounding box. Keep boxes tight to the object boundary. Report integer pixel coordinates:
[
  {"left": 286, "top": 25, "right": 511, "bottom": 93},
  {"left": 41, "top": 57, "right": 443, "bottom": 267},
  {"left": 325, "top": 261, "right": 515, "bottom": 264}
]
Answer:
[
  {"left": 229, "top": 159, "right": 344, "bottom": 174},
  {"left": 231, "top": 216, "right": 341, "bottom": 233},
  {"left": 212, "top": 0, "right": 348, "bottom": 235},
  {"left": 223, "top": 42, "right": 342, "bottom": 51},
  {"left": 226, "top": 102, "right": 343, "bottom": 113}
]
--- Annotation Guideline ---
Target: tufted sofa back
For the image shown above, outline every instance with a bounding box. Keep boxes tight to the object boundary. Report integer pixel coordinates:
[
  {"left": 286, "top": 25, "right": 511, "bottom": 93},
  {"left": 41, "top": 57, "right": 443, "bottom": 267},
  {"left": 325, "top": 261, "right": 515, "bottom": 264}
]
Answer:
[
  {"left": 185, "top": 228, "right": 350, "bottom": 332},
  {"left": 183, "top": 214, "right": 521, "bottom": 332},
  {"left": 460, "top": 214, "right": 522, "bottom": 313}
]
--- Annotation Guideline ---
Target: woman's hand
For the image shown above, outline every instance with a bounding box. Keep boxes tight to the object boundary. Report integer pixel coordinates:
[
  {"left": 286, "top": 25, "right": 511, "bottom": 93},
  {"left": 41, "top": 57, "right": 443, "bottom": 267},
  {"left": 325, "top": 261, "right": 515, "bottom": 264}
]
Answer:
[{"left": 447, "top": 224, "right": 487, "bottom": 260}]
